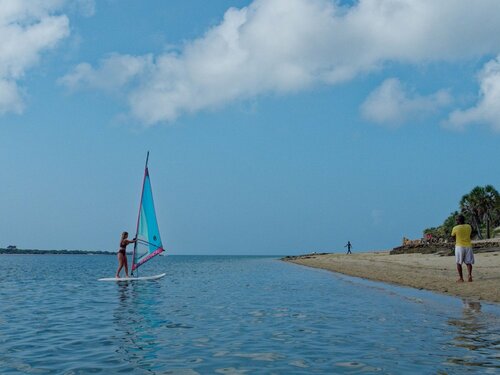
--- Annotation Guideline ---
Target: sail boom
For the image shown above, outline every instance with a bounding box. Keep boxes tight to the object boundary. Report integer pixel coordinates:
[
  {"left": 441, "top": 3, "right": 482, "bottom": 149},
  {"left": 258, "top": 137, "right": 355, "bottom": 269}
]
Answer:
[{"left": 132, "top": 247, "right": 164, "bottom": 270}]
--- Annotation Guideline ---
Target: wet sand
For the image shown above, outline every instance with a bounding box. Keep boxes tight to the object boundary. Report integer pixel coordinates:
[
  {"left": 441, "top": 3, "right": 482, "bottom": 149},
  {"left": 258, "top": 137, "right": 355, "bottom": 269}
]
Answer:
[{"left": 283, "top": 251, "right": 500, "bottom": 303}]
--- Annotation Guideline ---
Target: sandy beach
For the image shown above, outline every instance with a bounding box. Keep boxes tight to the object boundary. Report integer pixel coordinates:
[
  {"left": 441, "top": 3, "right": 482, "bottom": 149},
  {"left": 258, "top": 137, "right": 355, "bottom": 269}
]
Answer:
[{"left": 283, "top": 251, "right": 500, "bottom": 303}]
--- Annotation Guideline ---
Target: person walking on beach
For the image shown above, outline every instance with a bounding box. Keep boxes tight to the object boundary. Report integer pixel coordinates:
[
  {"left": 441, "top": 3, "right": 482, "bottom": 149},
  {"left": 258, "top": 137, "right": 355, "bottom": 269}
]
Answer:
[
  {"left": 345, "top": 241, "right": 352, "bottom": 254},
  {"left": 116, "top": 231, "right": 136, "bottom": 278},
  {"left": 451, "top": 215, "right": 474, "bottom": 282}
]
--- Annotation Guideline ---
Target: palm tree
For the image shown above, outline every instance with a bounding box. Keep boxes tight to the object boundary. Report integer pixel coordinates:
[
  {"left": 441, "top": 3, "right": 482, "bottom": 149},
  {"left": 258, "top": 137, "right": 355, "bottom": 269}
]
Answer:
[
  {"left": 460, "top": 189, "right": 483, "bottom": 238},
  {"left": 460, "top": 185, "right": 500, "bottom": 239},
  {"left": 482, "top": 185, "right": 500, "bottom": 238}
]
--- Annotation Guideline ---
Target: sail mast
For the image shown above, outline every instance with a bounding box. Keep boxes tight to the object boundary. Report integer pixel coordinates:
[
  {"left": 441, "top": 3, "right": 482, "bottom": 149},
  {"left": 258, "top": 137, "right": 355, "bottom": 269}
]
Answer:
[{"left": 131, "top": 151, "right": 149, "bottom": 276}]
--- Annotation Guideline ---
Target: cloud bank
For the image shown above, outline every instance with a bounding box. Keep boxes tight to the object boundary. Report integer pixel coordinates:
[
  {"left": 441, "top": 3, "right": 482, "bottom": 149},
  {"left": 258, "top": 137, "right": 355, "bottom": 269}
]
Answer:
[
  {"left": 0, "top": 0, "right": 71, "bottom": 114},
  {"left": 60, "top": 0, "right": 500, "bottom": 125}
]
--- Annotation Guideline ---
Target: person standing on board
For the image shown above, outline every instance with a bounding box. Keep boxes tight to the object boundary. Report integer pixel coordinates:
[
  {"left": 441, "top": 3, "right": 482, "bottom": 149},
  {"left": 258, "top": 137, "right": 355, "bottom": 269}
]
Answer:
[
  {"left": 116, "top": 231, "right": 136, "bottom": 278},
  {"left": 345, "top": 241, "right": 352, "bottom": 254},
  {"left": 451, "top": 215, "right": 474, "bottom": 282}
]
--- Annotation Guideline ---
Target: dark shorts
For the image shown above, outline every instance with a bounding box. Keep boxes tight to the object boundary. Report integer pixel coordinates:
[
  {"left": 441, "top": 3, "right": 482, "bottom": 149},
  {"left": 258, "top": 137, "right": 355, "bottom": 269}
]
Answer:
[{"left": 118, "top": 249, "right": 126, "bottom": 256}]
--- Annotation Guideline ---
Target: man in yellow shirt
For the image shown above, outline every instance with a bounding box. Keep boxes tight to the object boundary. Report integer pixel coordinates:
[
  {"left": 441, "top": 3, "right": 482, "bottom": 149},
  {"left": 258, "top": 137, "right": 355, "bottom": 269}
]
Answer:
[{"left": 451, "top": 215, "right": 474, "bottom": 282}]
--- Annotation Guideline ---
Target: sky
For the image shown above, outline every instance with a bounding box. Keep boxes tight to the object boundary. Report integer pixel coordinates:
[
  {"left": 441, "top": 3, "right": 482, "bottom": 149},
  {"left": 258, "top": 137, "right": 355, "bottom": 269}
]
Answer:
[{"left": 0, "top": 0, "right": 499, "bottom": 255}]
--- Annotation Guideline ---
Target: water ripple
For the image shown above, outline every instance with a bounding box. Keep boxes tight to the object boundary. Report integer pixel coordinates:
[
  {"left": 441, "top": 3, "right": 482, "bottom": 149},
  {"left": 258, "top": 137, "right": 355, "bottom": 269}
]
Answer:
[{"left": 0, "top": 255, "right": 499, "bottom": 374}]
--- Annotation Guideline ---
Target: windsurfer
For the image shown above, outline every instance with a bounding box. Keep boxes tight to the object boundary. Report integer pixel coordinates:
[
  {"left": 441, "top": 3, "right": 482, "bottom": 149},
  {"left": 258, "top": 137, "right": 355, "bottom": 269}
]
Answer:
[{"left": 116, "top": 231, "right": 136, "bottom": 278}]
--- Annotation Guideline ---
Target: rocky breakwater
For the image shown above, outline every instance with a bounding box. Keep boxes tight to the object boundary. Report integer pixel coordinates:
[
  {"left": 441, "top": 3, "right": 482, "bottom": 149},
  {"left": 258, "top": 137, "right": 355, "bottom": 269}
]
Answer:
[{"left": 390, "top": 238, "right": 500, "bottom": 255}]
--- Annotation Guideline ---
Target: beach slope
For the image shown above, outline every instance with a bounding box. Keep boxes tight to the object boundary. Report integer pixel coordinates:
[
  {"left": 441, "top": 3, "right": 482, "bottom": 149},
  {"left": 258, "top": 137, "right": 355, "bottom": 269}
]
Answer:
[{"left": 283, "top": 252, "right": 500, "bottom": 303}]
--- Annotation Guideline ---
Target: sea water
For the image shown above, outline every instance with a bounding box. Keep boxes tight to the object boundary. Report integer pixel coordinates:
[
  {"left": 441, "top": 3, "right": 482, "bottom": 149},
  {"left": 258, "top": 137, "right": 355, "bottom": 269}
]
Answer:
[{"left": 0, "top": 255, "right": 498, "bottom": 374}]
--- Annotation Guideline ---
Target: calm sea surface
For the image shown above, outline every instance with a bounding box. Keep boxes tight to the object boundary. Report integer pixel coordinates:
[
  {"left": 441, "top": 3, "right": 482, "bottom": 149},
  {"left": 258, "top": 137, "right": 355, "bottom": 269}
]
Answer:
[{"left": 0, "top": 255, "right": 499, "bottom": 374}]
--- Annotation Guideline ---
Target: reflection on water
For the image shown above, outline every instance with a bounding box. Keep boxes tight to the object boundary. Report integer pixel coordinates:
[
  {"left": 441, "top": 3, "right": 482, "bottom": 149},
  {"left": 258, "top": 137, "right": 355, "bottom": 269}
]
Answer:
[
  {"left": 447, "top": 300, "right": 500, "bottom": 369},
  {"left": 113, "top": 281, "right": 168, "bottom": 373},
  {"left": 0, "top": 255, "right": 499, "bottom": 374}
]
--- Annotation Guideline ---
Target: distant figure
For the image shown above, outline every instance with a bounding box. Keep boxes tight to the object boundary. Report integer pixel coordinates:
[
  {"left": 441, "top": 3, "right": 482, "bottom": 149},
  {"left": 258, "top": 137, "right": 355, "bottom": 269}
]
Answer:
[
  {"left": 116, "top": 231, "right": 136, "bottom": 278},
  {"left": 345, "top": 241, "right": 352, "bottom": 254},
  {"left": 451, "top": 215, "right": 474, "bottom": 282}
]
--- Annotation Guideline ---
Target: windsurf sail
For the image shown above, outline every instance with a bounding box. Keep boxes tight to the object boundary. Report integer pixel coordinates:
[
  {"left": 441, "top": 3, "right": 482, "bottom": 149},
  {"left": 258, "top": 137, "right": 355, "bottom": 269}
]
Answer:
[{"left": 131, "top": 152, "right": 164, "bottom": 274}]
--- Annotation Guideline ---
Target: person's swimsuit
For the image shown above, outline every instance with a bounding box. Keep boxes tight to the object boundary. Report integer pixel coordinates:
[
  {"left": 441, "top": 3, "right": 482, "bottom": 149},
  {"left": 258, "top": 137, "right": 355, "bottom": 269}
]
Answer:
[{"left": 118, "top": 240, "right": 127, "bottom": 255}]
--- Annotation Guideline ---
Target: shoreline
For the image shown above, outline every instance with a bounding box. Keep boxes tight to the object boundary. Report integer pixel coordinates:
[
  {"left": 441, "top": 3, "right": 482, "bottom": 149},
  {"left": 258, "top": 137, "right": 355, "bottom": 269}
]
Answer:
[
  {"left": 282, "top": 251, "right": 500, "bottom": 304},
  {"left": 0, "top": 249, "right": 115, "bottom": 255}
]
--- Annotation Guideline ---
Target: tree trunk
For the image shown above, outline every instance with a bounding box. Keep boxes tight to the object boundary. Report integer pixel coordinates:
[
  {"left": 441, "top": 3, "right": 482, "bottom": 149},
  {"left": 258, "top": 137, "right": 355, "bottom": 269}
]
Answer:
[{"left": 472, "top": 216, "right": 483, "bottom": 239}]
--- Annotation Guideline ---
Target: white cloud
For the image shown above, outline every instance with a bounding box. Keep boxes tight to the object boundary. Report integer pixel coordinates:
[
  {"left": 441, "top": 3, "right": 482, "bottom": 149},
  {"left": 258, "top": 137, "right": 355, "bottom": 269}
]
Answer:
[
  {"left": 0, "top": 0, "right": 70, "bottom": 114},
  {"left": 361, "top": 78, "right": 451, "bottom": 126},
  {"left": 0, "top": 79, "right": 24, "bottom": 114},
  {"left": 58, "top": 54, "right": 153, "bottom": 92},
  {"left": 446, "top": 56, "right": 500, "bottom": 132},
  {"left": 60, "top": 0, "right": 500, "bottom": 125}
]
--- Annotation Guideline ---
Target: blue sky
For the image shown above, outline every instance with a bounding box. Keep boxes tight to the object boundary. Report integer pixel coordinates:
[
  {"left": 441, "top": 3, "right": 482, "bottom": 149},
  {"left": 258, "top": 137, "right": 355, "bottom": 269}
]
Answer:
[{"left": 1, "top": 0, "right": 499, "bottom": 255}]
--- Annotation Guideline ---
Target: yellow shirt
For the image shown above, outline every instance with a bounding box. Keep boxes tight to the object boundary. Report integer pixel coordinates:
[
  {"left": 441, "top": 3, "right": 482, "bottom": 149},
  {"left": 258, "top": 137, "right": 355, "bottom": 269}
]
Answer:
[{"left": 451, "top": 224, "right": 472, "bottom": 247}]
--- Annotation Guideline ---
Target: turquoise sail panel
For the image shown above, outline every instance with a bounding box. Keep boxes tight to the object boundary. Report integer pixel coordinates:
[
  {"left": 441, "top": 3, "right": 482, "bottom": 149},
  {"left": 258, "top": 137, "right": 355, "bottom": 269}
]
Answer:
[{"left": 132, "top": 168, "right": 164, "bottom": 271}]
